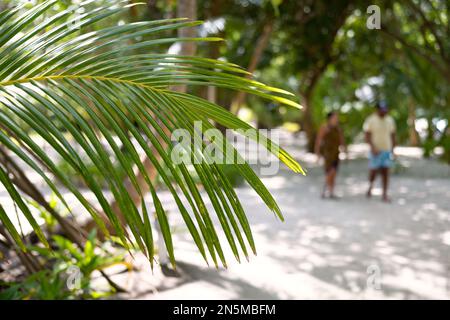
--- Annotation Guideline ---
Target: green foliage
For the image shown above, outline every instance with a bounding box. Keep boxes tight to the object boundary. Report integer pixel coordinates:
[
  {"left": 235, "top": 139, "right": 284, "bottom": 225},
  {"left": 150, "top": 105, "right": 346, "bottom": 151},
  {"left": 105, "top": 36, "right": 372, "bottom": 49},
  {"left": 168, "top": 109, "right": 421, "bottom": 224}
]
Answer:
[
  {"left": 0, "top": 230, "right": 125, "bottom": 300},
  {"left": 1, "top": 269, "right": 70, "bottom": 300},
  {"left": 0, "top": 0, "right": 303, "bottom": 269},
  {"left": 212, "top": 0, "right": 449, "bottom": 158},
  {"left": 56, "top": 155, "right": 126, "bottom": 189},
  {"left": 216, "top": 164, "right": 245, "bottom": 187},
  {"left": 28, "top": 198, "right": 58, "bottom": 232}
]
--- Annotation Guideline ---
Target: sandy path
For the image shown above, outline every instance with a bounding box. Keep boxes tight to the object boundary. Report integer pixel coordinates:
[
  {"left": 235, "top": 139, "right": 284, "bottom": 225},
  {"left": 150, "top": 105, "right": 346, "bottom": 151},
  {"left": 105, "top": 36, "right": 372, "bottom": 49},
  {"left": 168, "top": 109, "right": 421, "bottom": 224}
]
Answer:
[
  {"left": 1, "top": 133, "right": 449, "bottom": 299},
  {"left": 113, "top": 134, "right": 450, "bottom": 300}
]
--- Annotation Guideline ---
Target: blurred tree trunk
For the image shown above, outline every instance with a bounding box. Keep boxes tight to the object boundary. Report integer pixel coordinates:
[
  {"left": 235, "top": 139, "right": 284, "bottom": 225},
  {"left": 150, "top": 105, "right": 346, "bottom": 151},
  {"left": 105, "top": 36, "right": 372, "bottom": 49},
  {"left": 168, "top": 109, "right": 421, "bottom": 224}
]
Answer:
[
  {"left": 0, "top": 145, "right": 86, "bottom": 245},
  {"left": 443, "top": 125, "right": 450, "bottom": 165},
  {"left": 408, "top": 100, "right": 420, "bottom": 146},
  {"left": 294, "top": 2, "right": 352, "bottom": 153},
  {"left": 230, "top": 18, "right": 274, "bottom": 115},
  {"left": 128, "top": 0, "right": 138, "bottom": 20},
  {"left": 423, "top": 117, "right": 435, "bottom": 158},
  {"left": 298, "top": 64, "right": 327, "bottom": 153},
  {"left": 175, "top": 0, "right": 197, "bottom": 58},
  {"left": 89, "top": 0, "right": 198, "bottom": 236},
  {"left": 206, "top": 0, "right": 224, "bottom": 105},
  {"left": 300, "top": 92, "right": 316, "bottom": 153},
  {"left": 0, "top": 222, "right": 42, "bottom": 275}
]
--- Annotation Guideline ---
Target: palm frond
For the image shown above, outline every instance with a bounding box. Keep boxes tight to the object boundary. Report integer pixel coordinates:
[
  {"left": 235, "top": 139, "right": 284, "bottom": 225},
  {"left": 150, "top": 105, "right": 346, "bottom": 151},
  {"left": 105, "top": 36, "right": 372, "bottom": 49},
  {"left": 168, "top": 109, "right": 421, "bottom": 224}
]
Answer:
[{"left": 0, "top": 0, "right": 303, "bottom": 267}]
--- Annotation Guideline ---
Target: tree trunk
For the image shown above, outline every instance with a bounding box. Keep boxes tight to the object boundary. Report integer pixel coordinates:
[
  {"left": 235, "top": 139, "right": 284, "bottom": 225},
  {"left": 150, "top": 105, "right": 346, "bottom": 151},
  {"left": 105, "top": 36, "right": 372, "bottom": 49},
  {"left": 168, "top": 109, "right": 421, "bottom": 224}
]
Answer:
[
  {"left": 0, "top": 146, "right": 86, "bottom": 245},
  {"left": 176, "top": 0, "right": 197, "bottom": 55},
  {"left": 207, "top": 40, "right": 220, "bottom": 104},
  {"left": 128, "top": 0, "right": 138, "bottom": 20},
  {"left": 408, "top": 100, "right": 420, "bottom": 146},
  {"left": 206, "top": 0, "right": 224, "bottom": 105},
  {"left": 92, "top": 0, "right": 198, "bottom": 236},
  {"left": 300, "top": 92, "right": 316, "bottom": 153},
  {"left": 423, "top": 117, "right": 435, "bottom": 158},
  {"left": 0, "top": 222, "right": 42, "bottom": 275},
  {"left": 230, "top": 18, "right": 274, "bottom": 115}
]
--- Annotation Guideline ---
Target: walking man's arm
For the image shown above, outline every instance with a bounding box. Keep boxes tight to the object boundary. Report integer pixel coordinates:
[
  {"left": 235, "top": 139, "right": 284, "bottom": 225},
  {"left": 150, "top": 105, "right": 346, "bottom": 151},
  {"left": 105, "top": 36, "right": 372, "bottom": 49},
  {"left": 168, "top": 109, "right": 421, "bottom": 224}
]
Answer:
[
  {"left": 365, "top": 131, "right": 378, "bottom": 155},
  {"left": 391, "top": 132, "right": 396, "bottom": 156},
  {"left": 315, "top": 126, "right": 326, "bottom": 160}
]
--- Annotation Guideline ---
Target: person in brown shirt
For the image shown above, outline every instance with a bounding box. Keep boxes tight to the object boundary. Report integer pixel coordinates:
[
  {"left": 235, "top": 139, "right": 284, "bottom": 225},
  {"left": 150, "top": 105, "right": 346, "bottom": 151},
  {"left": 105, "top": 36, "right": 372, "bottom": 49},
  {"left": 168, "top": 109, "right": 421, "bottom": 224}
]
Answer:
[{"left": 315, "top": 111, "right": 346, "bottom": 199}]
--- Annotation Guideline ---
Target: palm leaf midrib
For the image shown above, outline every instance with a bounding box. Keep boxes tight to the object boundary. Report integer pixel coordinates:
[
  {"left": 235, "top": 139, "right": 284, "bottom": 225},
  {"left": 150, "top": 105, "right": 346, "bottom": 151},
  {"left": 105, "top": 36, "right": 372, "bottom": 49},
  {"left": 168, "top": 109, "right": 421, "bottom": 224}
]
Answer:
[{"left": 0, "top": 74, "right": 169, "bottom": 93}]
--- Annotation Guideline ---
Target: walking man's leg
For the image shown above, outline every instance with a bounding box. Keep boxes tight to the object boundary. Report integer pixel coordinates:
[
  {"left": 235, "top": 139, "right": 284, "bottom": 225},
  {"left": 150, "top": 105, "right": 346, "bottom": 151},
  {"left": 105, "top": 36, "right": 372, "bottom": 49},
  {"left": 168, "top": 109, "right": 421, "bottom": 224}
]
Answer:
[
  {"left": 381, "top": 167, "right": 390, "bottom": 202},
  {"left": 367, "top": 169, "right": 377, "bottom": 197},
  {"left": 328, "top": 168, "right": 337, "bottom": 197}
]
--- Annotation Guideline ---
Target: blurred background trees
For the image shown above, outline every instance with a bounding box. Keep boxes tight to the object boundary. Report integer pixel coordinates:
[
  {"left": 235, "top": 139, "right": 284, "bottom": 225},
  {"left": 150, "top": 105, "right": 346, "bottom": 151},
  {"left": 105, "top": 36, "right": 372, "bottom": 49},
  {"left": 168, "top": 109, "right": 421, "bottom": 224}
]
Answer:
[
  {"left": 2, "top": 0, "right": 448, "bottom": 161},
  {"left": 0, "top": 0, "right": 448, "bottom": 299}
]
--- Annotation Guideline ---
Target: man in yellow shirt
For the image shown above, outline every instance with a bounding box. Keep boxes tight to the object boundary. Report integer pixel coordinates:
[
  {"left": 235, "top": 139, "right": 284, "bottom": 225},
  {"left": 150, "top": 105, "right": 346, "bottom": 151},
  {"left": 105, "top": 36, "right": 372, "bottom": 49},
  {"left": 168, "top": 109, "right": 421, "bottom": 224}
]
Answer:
[{"left": 363, "top": 102, "right": 396, "bottom": 202}]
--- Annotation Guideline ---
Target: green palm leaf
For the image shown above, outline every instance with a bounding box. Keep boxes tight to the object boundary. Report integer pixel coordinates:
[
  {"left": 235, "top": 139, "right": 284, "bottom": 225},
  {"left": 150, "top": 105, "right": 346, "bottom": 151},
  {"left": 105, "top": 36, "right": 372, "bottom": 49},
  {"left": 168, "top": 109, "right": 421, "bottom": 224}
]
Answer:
[{"left": 0, "top": 0, "right": 303, "bottom": 268}]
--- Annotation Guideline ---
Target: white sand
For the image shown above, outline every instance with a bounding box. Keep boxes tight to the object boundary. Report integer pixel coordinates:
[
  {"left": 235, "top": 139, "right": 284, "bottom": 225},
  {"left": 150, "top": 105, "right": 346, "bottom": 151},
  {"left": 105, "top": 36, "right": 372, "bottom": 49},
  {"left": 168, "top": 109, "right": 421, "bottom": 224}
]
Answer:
[
  {"left": 2, "top": 132, "right": 449, "bottom": 299},
  {"left": 115, "top": 132, "right": 450, "bottom": 300}
]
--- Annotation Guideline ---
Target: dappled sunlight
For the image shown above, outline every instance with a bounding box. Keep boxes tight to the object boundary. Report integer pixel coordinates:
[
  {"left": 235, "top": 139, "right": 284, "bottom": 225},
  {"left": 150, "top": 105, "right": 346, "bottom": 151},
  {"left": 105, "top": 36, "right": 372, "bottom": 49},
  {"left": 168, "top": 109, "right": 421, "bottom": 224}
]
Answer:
[
  {"left": 0, "top": 0, "right": 448, "bottom": 303},
  {"left": 134, "top": 139, "right": 450, "bottom": 299},
  {"left": 3, "top": 138, "right": 448, "bottom": 299}
]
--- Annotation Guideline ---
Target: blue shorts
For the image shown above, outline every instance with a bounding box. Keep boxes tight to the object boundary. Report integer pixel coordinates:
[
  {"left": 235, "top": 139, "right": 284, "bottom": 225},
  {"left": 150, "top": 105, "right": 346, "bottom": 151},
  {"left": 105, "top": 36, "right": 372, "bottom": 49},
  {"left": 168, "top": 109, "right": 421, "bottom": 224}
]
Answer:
[{"left": 369, "top": 151, "right": 393, "bottom": 169}]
